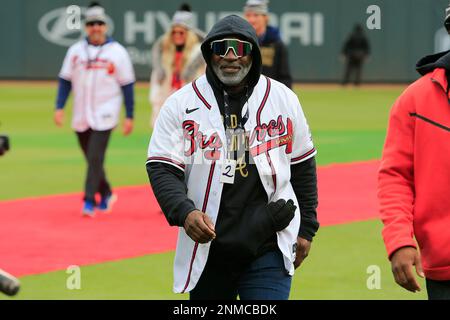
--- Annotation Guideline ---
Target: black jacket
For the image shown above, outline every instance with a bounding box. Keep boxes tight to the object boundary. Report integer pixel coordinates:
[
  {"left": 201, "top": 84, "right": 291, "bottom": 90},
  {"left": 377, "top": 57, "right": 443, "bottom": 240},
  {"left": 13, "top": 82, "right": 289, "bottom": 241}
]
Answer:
[
  {"left": 416, "top": 50, "right": 450, "bottom": 76},
  {"left": 342, "top": 28, "right": 370, "bottom": 61},
  {"left": 259, "top": 26, "right": 292, "bottom": 88}
]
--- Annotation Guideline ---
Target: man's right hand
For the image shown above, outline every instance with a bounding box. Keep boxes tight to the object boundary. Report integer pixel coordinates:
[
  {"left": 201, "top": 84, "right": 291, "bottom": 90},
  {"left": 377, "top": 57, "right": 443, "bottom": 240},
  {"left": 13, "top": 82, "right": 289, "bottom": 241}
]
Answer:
[
  {"left": 183, "top": 210, "right": 216, "bottom": 243},
  {"left": 390, "top": 246, "right": 424, "bottom": 292},
  {"left": 54, "top": 109, "right": 64, "bottom": 127}
]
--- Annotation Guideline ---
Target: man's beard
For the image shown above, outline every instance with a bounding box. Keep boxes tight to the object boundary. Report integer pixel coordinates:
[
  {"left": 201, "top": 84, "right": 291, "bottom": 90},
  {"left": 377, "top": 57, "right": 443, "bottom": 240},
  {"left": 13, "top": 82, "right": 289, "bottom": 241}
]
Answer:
[{"left": 212, "top": 60, "right": 253, "bottom": 86}]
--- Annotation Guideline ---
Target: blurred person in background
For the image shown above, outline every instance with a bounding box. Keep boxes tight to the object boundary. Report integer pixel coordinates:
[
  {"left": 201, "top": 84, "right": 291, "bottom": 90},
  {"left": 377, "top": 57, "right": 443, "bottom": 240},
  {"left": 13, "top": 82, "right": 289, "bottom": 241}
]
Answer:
[
  {"left": 378, "top": 3, "right": 450, "bottom": 300},
  {"left": 244, "top": 0, "right": 292, "bottom": 88},
  {"left": 54, "top": 2, "right": 135, "bottom": 217},
  {"left": 0, "top": 135, "right": 9, "bottom": 156},
  {"left": 149, "top": 3, "right": 206, "bottom": 128},
  {"left": 341, "top": 24, "right": 370, "bottom": 86}
]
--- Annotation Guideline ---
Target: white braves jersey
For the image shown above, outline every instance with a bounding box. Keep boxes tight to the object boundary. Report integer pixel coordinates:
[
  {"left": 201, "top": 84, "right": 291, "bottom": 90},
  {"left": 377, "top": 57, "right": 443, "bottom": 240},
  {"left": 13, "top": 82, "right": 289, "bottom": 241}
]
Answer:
[
  {"left": 59, "top": 39, "right": 135, "bottom": 132},
  {"left": 147, "top": 75, "right": 316, "bottom": 293}
]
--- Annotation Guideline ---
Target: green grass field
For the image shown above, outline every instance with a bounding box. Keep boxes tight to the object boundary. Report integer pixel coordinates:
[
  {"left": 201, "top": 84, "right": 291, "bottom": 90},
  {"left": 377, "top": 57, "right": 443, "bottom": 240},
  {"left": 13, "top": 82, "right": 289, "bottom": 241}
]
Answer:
[{"left": 1, "top": 82, "right": 427, "bottom": 300}]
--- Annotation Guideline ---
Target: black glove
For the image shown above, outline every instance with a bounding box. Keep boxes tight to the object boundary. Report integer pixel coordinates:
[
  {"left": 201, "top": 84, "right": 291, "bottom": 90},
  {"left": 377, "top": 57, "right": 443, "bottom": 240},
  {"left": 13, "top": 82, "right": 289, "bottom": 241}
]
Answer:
[
  {"left": 266, "top": 199, "right": 296, "bottom": 232},
  {"left": 209, "top": 199, "right": 296, "bottom": 267}
]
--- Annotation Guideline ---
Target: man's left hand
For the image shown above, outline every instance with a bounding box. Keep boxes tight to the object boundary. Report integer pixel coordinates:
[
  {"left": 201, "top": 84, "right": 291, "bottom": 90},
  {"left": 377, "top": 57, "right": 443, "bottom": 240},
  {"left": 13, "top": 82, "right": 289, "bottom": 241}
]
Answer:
[
  {"left": 294, "top": 237, "right": 311, "bottom": 269},
  {"left": 123, "top": 118, "right": 133, "bottom": 136}
]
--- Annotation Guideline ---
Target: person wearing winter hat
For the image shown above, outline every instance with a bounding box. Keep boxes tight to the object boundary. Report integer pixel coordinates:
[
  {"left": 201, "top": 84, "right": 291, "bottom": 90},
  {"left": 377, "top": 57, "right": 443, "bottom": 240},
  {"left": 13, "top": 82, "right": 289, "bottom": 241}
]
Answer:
[
  {"left": 243, "top": 0, "right": 292, "bottom": 88},
  {"left": 149, "top": 3, "right": 206, "bottom": 128},
  {"left": 54, "top": 2, "right": 135, "bottom": 216}
]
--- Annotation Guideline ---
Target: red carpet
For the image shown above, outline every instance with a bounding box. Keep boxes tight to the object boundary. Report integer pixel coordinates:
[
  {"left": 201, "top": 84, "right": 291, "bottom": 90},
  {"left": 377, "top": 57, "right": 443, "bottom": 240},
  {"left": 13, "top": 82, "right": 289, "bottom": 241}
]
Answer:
[
  {"left": 317, "top": 160, "right": 380, "bottom": 226},
  {"left": 0, "top": 160, "right": 380, "bottom": 277},
  {"left": 0, "top": 186, "right": 178, "bottom": 277}
]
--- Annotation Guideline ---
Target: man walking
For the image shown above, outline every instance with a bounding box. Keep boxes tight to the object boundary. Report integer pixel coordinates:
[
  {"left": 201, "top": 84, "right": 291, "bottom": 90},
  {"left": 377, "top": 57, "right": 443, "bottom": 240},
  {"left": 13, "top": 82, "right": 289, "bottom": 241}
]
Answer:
[
  {"left": 378, "top": 4, "right": 450, "bottom": 300},
  {"left": 147, "top": 15, "right": 318, "bottom": 300},
  {"left": 54, "top": 2, "right": 135, "bottom": 216},
  {"left": 243, "top": 0, "right": 293, "bottom": 88},
  {"left": 341, "top": 24, "right": 370, "bottom": 86}
]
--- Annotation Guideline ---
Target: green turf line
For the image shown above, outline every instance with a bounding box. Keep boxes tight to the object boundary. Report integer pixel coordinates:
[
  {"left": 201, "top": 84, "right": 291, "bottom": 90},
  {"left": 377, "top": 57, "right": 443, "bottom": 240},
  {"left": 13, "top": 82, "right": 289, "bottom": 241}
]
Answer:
[
  {"left": 0, "top": 85, "right": 402, "bottom": 200},
  {"left": 3, "top": 219, "right": 425, "bottom": 300}
]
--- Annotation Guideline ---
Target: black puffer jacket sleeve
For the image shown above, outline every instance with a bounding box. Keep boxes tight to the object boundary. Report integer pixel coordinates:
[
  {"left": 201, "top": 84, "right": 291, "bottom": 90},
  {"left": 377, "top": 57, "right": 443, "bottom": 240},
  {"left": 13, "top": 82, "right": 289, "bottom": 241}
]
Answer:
[
  {"left": 146, "top": 162, "right": 197, "bottom": 227},
  {"left": 290, "top": 157, "right": 319, "bottom": 241}
]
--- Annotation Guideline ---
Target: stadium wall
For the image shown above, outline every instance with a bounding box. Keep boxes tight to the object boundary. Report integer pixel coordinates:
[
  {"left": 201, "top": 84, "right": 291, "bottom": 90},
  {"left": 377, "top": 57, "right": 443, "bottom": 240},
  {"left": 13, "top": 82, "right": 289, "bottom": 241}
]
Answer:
[{"left": 0, "top": 0, "right": 448, "bottom": 82}]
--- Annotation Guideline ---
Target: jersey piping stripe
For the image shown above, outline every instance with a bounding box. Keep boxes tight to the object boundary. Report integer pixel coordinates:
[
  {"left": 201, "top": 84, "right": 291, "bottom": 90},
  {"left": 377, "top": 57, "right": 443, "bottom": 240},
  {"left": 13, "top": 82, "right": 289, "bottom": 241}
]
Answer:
[
  {"left": 146, "top": 156, "right": 185, "bottom": 170},
  {"left": 182, "top": 243, "right": 199, "bottom": 294},
  {"left": 255, "top": 77, "right": 276, "bottom": 193},
  {"left": 265, "top": 151, "right": 277, "bottom": 193},
  {"left": 258, "top": 78, "right": 275, "bottom": 190},
  {"left": 201, "top": 161, "right": 216, "bottom": 212},
  {"left": 256, "top": 76, "right": 271, "bottom": 126},
  {"left": 192, "top": 80, "right": 212, "bottom": 110},
  {"left": 181, "top": 161, "right": 216, "bottom": 293},
  {"left": 291, "top": 147, "right": 316, "bottom": 163}
]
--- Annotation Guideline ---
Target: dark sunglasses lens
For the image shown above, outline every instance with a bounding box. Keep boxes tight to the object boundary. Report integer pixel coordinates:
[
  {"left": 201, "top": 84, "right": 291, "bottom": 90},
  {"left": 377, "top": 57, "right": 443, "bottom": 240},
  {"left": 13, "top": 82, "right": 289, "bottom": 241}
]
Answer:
[
  {"left": 211, "top": 40, "right": 252, "bottom": 57},
  {"left": 239, "top": 41, "right": 252, "bottom": 56},
  {"left": 86, "top": 21, "right": 105, "bottom": 26},
  {"left": 211, "top": 41, "right": 225, "bottom": 55}
]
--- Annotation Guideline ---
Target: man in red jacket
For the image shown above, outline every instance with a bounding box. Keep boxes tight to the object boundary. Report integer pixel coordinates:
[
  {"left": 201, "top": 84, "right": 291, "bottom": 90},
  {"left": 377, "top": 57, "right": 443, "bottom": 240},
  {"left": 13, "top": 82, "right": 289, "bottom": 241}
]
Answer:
[{"left": 378, "top": 5, "right": 450, "bottom": 300}]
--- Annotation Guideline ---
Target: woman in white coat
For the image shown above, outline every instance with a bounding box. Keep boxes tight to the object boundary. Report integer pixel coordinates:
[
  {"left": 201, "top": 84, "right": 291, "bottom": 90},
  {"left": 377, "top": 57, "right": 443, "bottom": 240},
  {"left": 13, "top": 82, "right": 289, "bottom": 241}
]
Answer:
[{"left": 149, "top": 4, "right": 206, "bottom": 128}]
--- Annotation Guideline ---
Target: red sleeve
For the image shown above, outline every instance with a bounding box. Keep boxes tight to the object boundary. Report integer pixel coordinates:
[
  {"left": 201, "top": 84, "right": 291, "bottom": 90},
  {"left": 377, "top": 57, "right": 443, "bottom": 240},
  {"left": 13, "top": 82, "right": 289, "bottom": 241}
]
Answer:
[{"left": 378, "top": 90, "right": 417, "bottom": 259}]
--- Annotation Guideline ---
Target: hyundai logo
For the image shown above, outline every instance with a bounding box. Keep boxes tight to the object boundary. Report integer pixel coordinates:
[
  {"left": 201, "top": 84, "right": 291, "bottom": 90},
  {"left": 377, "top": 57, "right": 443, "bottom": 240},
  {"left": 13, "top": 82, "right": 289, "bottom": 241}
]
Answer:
[{"left": 38, "top": 7, "right": 114, "bottom": 47}]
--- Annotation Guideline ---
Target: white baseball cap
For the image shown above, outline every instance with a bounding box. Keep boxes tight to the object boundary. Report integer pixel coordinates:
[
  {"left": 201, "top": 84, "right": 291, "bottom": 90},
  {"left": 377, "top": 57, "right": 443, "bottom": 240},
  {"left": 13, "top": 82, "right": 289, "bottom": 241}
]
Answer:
[
  {"left": 85, "top": 4, "right": 107, "bottom": 24},
  {"left": 244, "top": 0, "right": 269, "bottom": 15}
]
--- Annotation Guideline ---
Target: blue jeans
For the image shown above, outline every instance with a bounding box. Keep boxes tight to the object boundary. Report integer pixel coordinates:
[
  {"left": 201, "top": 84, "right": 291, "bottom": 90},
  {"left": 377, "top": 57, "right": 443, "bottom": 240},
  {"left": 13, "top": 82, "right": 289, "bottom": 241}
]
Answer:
[{"left": 190, "top": 250, "right": 292, "bottom": 300}]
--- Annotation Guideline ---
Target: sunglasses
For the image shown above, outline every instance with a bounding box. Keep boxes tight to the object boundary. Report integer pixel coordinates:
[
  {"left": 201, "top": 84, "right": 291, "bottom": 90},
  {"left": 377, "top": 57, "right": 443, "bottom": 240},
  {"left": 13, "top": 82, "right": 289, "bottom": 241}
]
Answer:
[
  {"left": 86, "top": 21, "right": 105, "bottom": 27},
  {"left": 210, "top": 38, "right": 253, "bottom": 58}
]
